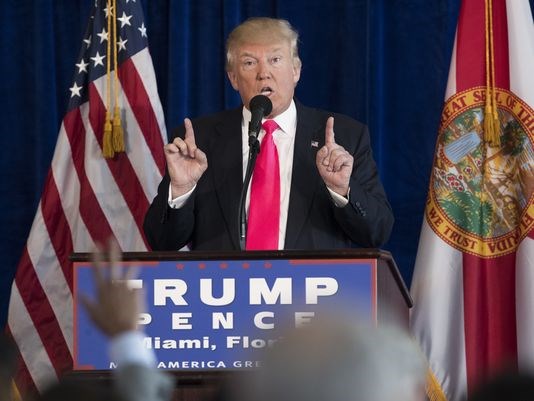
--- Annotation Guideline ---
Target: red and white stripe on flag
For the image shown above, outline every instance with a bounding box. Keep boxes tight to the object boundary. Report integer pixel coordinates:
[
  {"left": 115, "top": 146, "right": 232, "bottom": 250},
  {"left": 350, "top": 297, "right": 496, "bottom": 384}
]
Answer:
[
  {"left": 6, "top": 0, "right": 166, "bottom": 396},
  {"left": 411, "top": 1, "right": 534, "bottom": 400}
]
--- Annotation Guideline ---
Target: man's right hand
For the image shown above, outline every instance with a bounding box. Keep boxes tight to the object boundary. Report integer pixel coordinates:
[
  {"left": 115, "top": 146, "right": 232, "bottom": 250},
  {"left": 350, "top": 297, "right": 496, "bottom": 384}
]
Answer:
[{"left": 164, "top": 118, "right": 208, "bottom": 198}]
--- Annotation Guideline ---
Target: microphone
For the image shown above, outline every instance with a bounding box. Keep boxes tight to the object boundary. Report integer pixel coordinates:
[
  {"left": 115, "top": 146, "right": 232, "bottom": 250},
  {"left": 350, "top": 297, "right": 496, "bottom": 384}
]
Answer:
[{"left": 248, "top": 95, "right": 273, "bottom": 145}]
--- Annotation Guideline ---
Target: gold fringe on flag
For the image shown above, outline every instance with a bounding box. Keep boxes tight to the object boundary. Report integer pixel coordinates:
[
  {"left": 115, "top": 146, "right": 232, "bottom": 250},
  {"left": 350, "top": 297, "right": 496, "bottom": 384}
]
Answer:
[
  {"left": 103, "top": 0, "right": 114, "bottom": 158},
  {"left": 484, "top": 0, "right": 501, "bottom": 148},
  {"left": 111, "top": 0, "right": 125, "bottom": 153},
  {"left": 426, "top": 368, "right": 449, "bottom": 401},
  {"left": 112, "top": 105, "right": 125, "bottom": 152}
]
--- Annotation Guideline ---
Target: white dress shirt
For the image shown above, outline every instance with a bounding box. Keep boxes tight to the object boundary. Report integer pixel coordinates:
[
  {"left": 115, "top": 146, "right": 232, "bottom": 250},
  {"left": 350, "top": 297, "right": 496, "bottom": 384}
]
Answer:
[{"left": 168, "top": 100, "right": 348, "bottom": 249}]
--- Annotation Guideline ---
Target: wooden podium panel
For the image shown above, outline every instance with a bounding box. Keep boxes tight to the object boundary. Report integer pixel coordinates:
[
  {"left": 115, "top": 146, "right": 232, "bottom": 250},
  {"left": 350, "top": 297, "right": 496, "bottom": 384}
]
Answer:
[{"left": 70, "top": 249, "right": 411, "bottom": 401}]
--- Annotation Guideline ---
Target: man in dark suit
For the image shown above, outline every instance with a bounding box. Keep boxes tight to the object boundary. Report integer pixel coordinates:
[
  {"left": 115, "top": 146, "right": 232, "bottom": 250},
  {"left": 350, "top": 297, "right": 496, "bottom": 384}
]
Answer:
[{"left": 144, "top": 17, "right": 393, "bottom": 251}]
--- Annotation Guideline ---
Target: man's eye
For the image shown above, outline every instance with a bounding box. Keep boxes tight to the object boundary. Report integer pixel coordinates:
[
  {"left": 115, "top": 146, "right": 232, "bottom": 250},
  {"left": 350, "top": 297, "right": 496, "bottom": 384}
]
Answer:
[
  {"left": 271, "top": 56, "right": 282, "bottom": 64},
  {"left": 243, "top": 60, "right": 256, "bottom": 68}
]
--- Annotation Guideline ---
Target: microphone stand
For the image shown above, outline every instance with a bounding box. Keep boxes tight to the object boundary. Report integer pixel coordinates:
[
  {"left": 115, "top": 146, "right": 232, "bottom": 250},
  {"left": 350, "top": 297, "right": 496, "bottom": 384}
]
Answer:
[{"left": 238, "top": 133, "right": 260, "bottom": 250}]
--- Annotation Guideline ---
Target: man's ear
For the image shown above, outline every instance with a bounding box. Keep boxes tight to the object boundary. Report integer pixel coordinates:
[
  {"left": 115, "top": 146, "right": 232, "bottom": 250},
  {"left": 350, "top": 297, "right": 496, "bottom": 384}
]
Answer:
[
  {"left": 227, "top": 70, "right": 239, "bottom": 91},
  {"left": 292, "top": 63, "right": 301, "bottom": 86}
]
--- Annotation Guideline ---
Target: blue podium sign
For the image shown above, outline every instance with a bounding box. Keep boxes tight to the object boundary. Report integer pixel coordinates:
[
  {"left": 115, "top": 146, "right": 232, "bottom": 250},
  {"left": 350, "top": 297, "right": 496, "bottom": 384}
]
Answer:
[{"left": 73, "top": 258, "right": 377, "bottom": 370}]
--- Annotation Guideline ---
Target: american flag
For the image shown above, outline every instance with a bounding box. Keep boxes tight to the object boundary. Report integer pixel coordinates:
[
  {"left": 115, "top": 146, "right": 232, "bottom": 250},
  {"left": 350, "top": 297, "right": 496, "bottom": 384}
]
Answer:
[{"left": 7, "top": 0, "right": 166, "bottom": 395}]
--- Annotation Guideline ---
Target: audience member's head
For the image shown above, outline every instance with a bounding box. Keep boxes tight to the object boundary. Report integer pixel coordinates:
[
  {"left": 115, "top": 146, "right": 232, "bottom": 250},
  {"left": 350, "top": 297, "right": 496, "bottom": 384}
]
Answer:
[
  {"left": 468, "top": 371, "right": 534, "bottom": 401},
  {"left": 232, "top": 317, "right": 427, "bottom": 401}
]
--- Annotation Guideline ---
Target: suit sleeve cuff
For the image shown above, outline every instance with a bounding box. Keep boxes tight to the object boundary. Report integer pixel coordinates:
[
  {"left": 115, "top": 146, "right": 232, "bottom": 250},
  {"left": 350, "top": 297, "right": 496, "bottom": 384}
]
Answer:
[
  {"left": 327, "top": 187, "right": 350, "bottom": 208},
  {"left": 168, "top": 184, "right": 196, "bottom": 209}
]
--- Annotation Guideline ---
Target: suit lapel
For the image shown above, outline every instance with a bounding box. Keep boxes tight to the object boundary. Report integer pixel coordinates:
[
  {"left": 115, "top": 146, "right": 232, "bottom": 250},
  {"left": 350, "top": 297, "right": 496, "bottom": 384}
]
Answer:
[
  {"left": 209, "top": 108, "right": 243, "bottom": 249},
  {"left": 284, "top": 102, "right": 324, "bottom": 248}
]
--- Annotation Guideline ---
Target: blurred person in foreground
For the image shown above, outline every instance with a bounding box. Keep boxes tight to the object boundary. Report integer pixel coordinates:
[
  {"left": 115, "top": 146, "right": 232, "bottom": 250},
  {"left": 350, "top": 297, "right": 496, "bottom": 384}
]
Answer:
[
  {"left": 229, "top": 318, "right": 427, "bottom": 401},
  {"left": 144, "top": 17, "right": 393, "bottom": 251},
  {"left": 80, "top": 240, "right": 174, "bottom": 401},
  {"left": 37, "top": 379, "right": 124, "bottom": 401},
  {"left": 467, "top": 371, "right": 534, "bottom": 401}
]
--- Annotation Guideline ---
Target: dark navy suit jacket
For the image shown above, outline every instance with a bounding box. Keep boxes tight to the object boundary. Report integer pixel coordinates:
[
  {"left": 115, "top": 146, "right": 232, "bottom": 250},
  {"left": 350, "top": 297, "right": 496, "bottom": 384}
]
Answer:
[{"left": 143, "top": 101, "right": 393, "bottom": 250}]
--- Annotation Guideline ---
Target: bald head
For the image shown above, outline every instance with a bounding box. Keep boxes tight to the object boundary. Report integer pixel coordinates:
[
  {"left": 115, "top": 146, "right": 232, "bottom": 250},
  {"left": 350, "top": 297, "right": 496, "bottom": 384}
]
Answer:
[{"left": 235, "top": 319, "right": 427, "bottom": 401}]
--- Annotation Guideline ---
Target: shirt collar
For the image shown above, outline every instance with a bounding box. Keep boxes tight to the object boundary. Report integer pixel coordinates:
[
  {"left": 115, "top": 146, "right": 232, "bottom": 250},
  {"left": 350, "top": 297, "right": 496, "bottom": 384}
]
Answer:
[{"left": 241, "top": 99, "right": 297, "bottom": 136}]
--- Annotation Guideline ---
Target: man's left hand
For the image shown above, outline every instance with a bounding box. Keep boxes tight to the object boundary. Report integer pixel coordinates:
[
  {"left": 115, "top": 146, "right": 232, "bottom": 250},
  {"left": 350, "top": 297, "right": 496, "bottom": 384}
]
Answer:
[{"left": 316, "top": 117, "right": 354, "bottom": 197}]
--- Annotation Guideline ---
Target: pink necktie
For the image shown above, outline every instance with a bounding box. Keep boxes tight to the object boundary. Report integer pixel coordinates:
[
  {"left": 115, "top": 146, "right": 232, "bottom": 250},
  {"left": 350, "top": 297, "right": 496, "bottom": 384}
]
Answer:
[{"left": 246, "top": 120, "right": 280, "bottom": 250}]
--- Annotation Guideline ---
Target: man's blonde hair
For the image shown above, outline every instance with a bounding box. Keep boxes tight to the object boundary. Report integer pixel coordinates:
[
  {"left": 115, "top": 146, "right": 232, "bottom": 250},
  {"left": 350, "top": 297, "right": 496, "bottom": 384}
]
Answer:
[{"left": 226, "top": 17, "right": 302, "bottom": 71}]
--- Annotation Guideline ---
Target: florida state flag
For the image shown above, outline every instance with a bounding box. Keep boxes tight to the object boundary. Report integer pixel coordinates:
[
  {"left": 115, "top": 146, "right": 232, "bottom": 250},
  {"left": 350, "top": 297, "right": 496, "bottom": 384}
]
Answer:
[{"left": 410, "top": 1, "right": 534, "bottom": 400}]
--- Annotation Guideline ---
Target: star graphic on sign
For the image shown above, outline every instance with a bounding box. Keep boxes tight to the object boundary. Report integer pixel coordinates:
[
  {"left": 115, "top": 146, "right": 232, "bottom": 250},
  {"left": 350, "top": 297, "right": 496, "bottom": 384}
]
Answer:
[
  {"left": 97, "top": 27, "right": 108, "bottom": 43},
  {"left": 103, "top": 4, "right": 113, "bottom": 18},
  {"left": 118, "top": 12, "right": 132, "bottom": 28},
  {"left": 117, "top": 37, "right": 128, "bottom": 51},
  {"left": 126, "top": 0, "right": 136, "bottom": 3},
  {"left": 83, "top": 35, "right": 92, "bottom": 48},
  {"left": 91, "top": 51, "right": 106, "bottom": 67},
  {"left": 138, "top": 23, "right": 147, "bottom": 37},
  {"left": 69, "top": 82, "right": 83, "bottom": 98},
  {"left": 76, "top": 59, "right": 89, "bottom": 73}
]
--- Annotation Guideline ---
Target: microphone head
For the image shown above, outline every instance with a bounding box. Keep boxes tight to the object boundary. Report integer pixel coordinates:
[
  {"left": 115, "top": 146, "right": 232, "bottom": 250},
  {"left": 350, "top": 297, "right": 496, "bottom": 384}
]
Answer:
[{"left": 249, "top": 95, "right": 273, "bottom": 117}]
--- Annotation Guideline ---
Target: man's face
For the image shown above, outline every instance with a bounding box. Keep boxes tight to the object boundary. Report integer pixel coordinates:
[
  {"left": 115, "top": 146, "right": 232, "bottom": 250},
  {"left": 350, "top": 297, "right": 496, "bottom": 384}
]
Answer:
[{"left": 227, "top": 41, "right": 301, "bottom": 118}]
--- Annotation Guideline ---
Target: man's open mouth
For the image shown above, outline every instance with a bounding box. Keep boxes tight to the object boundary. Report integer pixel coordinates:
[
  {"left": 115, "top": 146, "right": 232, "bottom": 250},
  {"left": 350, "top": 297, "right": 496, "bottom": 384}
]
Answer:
[{"left": 260, "top": 87, "right": 273, "bottom": 96}]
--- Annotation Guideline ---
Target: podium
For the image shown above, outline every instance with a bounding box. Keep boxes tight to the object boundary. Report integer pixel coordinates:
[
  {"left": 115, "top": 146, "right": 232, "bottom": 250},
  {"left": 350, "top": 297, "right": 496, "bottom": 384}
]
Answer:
[{"left": 70, "top": 249, "right": 411, "bottom": 401}]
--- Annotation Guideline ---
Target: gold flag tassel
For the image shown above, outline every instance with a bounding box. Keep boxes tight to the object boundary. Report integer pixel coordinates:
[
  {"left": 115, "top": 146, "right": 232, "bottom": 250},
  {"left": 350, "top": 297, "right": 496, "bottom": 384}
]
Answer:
[
  {"left": 102, "top": 0, "right": 114, "bottom": 158},
  {"left": 112, "top": 105, "right": 124, "bottom": 152},
  {"left": 484, "top": 0, "right": 501, "bottom": 148},
  {"left": 111, "top": 0, "right": 125, "bottom": 153},
  {"left": 103, "top": 110, "right": 114, "bottom": 158},
  {"left": 426, "top": 368, "right": 449, "bottom": 401}
]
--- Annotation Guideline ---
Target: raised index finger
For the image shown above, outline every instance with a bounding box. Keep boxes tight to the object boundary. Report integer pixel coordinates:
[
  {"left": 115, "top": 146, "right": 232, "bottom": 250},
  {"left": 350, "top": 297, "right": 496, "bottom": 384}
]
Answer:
[
  {"left": 325, "top": 116, "right": 335, "bottom": 145},
  {"left": 184, "top": 118, "right": 196, "bottom": 143},
  {"left": 184, "top": 118, "right": 198, "bottom": 158}
]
